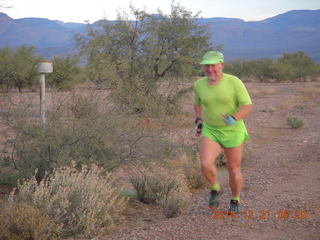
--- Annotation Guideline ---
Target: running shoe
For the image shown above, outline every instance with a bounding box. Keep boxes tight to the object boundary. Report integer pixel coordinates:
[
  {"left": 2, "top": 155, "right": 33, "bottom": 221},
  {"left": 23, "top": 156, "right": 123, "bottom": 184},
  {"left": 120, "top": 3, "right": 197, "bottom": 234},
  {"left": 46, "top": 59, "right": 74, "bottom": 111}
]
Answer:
[
  {"left": 228, "top": 199, "right": 241, "bottom": 214},
  {"left": 208, "top": 189, "right": 223, "bottom": 208}
]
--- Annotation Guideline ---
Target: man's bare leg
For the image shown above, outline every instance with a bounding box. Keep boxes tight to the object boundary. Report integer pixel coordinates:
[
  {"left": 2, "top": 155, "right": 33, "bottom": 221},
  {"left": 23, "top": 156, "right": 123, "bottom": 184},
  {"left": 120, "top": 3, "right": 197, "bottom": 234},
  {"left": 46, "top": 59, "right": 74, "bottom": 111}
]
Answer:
[
  {"left": 200, "top": 137, "right": 223, "bottom": 208},
  {"left": 224, "top": 143, "right": 244, "bottom": 199},
  {"left": 200, "top": 137, "right": 222, "bottom": 185},
  {"left": 224, "top": 143, "right": 244, "bottom": 213}
]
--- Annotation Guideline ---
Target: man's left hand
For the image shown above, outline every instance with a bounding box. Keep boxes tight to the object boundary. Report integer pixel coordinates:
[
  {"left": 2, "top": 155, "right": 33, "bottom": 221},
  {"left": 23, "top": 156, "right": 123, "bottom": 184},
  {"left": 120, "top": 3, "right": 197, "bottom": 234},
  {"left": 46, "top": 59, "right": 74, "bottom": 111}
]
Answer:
[{"left": 223, "top": 115, "right": 237, "bottom": 125}]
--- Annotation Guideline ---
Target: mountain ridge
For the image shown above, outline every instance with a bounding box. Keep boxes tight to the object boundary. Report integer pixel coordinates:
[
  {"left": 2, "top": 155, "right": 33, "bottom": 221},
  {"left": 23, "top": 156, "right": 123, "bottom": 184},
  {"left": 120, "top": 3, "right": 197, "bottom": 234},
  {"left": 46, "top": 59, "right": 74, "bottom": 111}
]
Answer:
[{"left": 0, "top": 10, "right": 319, "bottom": 62}]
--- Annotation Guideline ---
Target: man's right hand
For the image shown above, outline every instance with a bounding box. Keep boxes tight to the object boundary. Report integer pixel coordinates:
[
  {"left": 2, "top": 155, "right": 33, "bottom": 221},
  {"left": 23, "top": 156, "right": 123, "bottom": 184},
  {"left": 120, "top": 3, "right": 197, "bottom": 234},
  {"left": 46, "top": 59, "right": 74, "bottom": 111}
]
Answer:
[
  {"left": 195, "top": 117, "right": 203, "bottom": 137},
  {"left": 195, "top": 122, "right": 203, "bottom": 136}
]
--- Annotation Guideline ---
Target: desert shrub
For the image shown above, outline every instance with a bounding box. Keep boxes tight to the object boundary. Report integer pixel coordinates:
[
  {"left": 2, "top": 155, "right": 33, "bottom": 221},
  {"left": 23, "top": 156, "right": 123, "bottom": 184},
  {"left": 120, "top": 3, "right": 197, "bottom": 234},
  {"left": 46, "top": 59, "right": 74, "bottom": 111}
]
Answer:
[
  {"left": 183, "top": 152, "right": 207, "bottom": 189},
  {"left": 224, "top": 58, "right": 276, "bottom": 81},
  {"left": 0, "top": 202, "right": 62, "bottom": 240},
  {"left": 0, "top": 172, "right": 20, "bottom": 187},
  {"left": 4, "top": 114, "right": 121, "bottom": 180},
  {"left": 82, "top": 54, "right": 119, "bottom": 89},
  {"left": 130, "top": 166, "right": 190, "bottom": 217},
  {"left": 276, "top": 51, "right": 319, "bottom": 81},
  {"left": 130, "top": 168, "right": 167, "bottom": 204},
  {"left": 224, "top": 51, "right": 320, "bottom": 82},
  {"left": 287, "top": 117, "right": 304, "bottom": 129},
  {"left": 0, "top": 45, "right": 39, "bottom": 92},
  {"left": 184, "top": 162, "right": 206, "bottom": 189},
  {"left": 9, "top": 164, "right": 128, "bottom": 238},
  {"left": 157, "top": 191, "right": 189, "bottom": 218},
  {"left": 70, "top": 93, "right": 99, "bottom": 119},
  {"left": 0, "top": 92, "right": 175, "bottom": 182},
  {"left": 46, "top": 56, "right": 81, "bottom": 90}
]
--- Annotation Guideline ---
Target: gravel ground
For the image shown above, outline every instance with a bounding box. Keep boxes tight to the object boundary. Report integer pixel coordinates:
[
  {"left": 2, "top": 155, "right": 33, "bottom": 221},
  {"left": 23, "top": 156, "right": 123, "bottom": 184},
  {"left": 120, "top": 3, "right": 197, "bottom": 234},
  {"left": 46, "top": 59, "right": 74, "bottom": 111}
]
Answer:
[
  {"left": 104, "top": 82, "right": 320, "bottom": 240},
  {"left": 2, "top": 82, "right": 318, "bottom": 240}
]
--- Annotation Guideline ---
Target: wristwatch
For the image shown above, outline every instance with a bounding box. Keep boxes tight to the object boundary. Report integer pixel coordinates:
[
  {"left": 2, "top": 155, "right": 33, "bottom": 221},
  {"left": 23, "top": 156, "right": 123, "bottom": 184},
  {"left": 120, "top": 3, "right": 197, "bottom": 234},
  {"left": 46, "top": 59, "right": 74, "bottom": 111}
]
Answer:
[{"left": 231, "top": 115, "right": 237, "bottom": 121}]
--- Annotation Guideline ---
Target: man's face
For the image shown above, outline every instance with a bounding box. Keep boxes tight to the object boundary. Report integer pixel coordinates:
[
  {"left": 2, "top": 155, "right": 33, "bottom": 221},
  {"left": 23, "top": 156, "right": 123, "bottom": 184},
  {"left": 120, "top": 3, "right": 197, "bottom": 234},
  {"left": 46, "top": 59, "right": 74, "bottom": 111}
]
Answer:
[{"left": 204, "top": 63, "right": 224, "bottom": 81}]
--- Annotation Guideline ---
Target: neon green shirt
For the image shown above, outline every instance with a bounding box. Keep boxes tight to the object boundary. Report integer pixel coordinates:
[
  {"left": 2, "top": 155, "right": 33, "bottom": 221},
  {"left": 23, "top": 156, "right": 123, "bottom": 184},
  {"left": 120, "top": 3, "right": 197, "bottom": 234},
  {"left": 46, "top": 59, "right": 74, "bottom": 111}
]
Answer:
[{"left": 194, "top": 73, "right": 252, "bottom": 127}]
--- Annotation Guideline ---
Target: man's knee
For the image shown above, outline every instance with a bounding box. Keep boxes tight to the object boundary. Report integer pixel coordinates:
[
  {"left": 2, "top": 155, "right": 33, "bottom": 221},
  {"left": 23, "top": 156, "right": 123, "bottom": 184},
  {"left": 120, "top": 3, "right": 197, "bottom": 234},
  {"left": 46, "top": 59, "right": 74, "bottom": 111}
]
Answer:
[
  {"left": 228, "top": 166, "right": 241, "bottom": 177},
  {"left": 200, "top": 157, "right": 215, "bottom": 171},
  {"left": 200, "top": 159, "right": 210, "bottom": 170}
]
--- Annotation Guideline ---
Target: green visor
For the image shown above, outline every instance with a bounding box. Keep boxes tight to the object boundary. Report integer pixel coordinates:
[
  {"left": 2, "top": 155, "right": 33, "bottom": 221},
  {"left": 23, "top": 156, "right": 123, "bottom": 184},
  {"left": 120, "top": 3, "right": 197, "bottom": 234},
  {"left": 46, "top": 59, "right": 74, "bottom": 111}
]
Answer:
[{"left": 200, "top": 51, "right": 224, "bottom": 65}]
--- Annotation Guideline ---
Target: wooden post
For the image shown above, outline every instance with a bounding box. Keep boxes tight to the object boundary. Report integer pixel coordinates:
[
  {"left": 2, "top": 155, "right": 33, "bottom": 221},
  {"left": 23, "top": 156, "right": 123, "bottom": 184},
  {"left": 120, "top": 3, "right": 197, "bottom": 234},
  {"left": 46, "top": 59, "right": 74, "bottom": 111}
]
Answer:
[
  {"left": 37, "top": 61, "right": 52, "bottom": 127},
  {"left": 40, "top": 73, "right": 46, "bottom": 127}
]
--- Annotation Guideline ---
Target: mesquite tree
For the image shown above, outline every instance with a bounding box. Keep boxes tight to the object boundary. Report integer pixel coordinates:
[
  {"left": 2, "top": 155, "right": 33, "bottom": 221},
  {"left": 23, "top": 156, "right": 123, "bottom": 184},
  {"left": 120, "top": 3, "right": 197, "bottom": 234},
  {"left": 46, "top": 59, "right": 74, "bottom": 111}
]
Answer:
[{"left": 77, "top": 3, "right": 211, "bottom": 115}]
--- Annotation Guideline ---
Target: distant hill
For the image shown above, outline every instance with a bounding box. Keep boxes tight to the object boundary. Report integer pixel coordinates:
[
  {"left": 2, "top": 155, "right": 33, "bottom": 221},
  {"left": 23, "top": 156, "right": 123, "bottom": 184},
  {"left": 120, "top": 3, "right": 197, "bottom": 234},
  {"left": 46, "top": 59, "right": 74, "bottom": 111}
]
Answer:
[
  {"left": 202, "top": 10, "right": 320, "bottom": 62},
  {"left": 0, "top": 10, "right": 319, "bottom": 62},
  {"left": 0, "top": 12, "right": 86, "bottom": 58}
]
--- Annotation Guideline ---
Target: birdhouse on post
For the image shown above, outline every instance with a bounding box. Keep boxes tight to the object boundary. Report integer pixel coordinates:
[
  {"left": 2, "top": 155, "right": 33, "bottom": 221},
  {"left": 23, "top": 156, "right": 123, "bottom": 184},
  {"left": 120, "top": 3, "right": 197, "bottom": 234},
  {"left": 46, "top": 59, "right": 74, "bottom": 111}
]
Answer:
[{"left": 37, "top": 61, "right": 53, "bottom": 127}]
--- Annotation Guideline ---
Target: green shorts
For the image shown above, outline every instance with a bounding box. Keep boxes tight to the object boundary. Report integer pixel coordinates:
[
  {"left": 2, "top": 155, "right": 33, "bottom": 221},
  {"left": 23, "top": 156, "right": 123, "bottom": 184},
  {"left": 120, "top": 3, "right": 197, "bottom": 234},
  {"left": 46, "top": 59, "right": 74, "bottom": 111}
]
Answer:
[{"left": 202, "top": 121, "right": 249, "bottom": 148}]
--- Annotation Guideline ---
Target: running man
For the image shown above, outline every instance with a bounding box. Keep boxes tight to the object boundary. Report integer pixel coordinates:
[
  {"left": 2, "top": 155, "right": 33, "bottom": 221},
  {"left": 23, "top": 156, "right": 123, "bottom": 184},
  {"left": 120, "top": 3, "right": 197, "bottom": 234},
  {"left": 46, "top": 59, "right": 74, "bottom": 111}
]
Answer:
[{"left": 194, "top": 51, "right": 252, "bottom": 213}]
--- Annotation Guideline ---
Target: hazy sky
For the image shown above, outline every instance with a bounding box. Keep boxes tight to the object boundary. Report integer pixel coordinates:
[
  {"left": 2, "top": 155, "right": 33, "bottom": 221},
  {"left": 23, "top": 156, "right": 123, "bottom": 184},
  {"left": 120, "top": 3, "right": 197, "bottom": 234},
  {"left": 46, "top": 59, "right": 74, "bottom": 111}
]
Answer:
[{"left": 1, "top": 0, "right": 319, "bottom": 23}]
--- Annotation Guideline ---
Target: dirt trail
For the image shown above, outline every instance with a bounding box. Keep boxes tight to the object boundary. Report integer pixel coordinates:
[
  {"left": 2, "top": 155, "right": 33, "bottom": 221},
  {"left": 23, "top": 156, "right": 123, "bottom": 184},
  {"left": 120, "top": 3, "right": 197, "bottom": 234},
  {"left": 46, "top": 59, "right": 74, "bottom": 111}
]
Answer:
[{"left": 106, "top": 82, "right": 320, "bottom": 240}]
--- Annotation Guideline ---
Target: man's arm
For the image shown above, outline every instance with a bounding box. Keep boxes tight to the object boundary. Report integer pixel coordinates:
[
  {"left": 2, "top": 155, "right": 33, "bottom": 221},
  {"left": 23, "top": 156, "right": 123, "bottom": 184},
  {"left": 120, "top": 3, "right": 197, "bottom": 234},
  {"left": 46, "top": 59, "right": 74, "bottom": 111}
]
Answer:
[
  {"left": 194, "top": 104, "right": 202, "bottom": 120},
  {"left": 233, "top": 104, "right": 252, "bottom": 121}
]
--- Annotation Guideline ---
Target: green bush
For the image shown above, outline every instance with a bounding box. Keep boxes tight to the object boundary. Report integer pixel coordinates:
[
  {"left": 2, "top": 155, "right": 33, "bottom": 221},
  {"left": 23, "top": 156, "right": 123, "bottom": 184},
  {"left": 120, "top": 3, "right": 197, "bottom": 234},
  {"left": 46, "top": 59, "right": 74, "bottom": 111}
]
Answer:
[
  {"left": 5, "top": 114, "right": 121, "bottom": 180},
  {"left": 287, "top": 117, "right": 304, "bottom": 129},
  {"left": 46, "top": 56, "right": 81, "bottom": 90},
  {"left": 0, "top": 45, "right": 39, "bottom": 92},
  {"left": 224, "top": 58, "right": 276, "bottom": 81},
  {"left": 9, "top": 164, "right": 128, "bottom": 238},
  {"left": 277, "top": 51, "right": 318, "bottom": 81},
  {"left": 0, "top": 92, "right": 176, "bottom": 183},
  {"left": 224, "top": 51, "right": 320, "bottom": 82}
]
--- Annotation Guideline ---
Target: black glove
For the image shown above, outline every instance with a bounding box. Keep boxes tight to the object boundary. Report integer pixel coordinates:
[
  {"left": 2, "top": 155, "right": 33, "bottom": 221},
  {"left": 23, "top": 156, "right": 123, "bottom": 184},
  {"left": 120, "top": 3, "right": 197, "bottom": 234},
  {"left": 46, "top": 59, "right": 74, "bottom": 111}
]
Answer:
[
  {"left": 196, "top": 122, "right": 203, "bottom": 135},
  {"left": 195, "top": 117, "right": 203, "bottom": 136}
]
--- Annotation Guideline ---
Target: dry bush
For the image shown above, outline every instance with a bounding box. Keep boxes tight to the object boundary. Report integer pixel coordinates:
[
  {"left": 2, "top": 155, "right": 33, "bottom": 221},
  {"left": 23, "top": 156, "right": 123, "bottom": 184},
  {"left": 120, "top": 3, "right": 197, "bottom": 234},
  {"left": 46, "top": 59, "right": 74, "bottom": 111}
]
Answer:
[
  {"left": 0, "top": 202, "right": 62, "bottom": 240},
  {"left": 10, "top": 164, "right": 128, "bottom": 238},
  {"left": 130, "top": 165, "right": 190, "bottom": 218},
  {"left": 157, "top": 191, "right": 190, "bottom": 218},
  {"left": 183, "top": 152, "right": 207, "bottom": 189}
]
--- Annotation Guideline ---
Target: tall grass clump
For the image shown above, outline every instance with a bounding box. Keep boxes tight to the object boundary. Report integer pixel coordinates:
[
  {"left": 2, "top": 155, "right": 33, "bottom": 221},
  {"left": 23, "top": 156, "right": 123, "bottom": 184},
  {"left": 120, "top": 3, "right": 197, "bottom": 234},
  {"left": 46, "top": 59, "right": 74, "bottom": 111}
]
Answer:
[
  {"left": 0, "top": 202, "right": 62, "bottom": 240},
  {"left": 130, "top": 166, "right": 190, "bottom": 218},
  {"left": 9, "top": 164, "right": 128, "bottom": 238}
]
